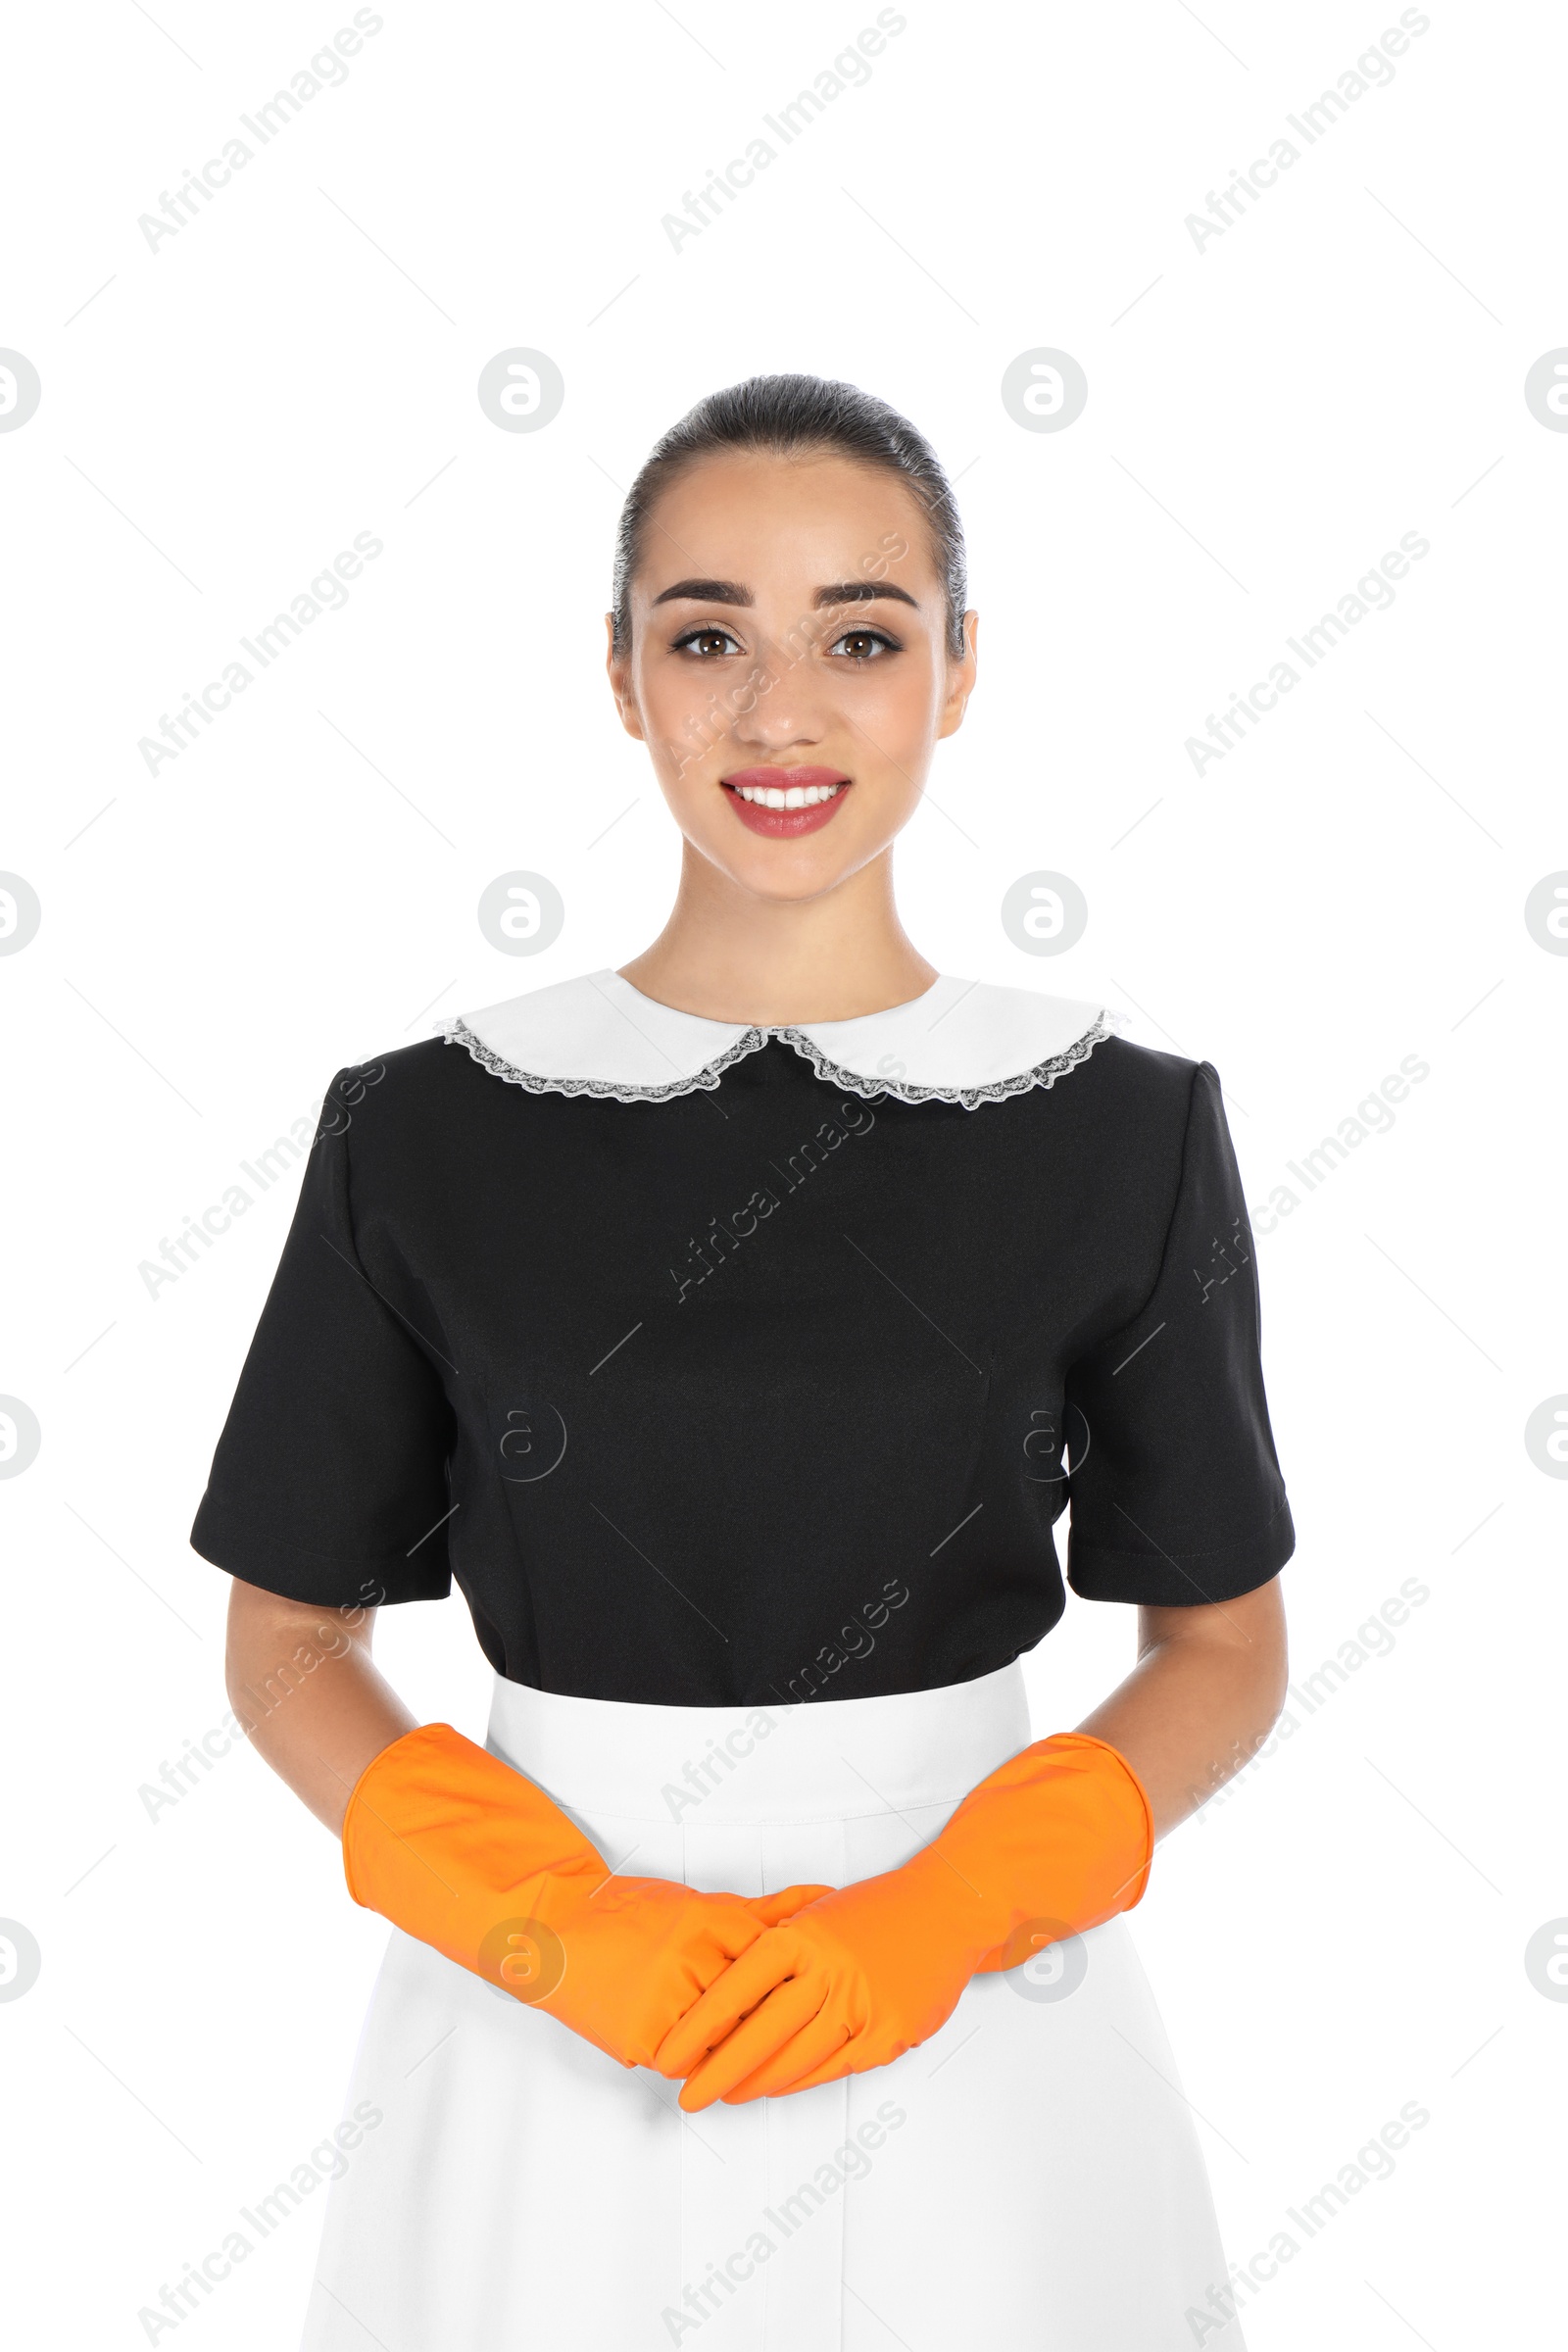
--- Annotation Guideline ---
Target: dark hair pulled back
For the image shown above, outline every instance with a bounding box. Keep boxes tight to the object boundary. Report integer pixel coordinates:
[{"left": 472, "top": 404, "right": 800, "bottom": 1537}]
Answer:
[{"left": 611, "top": 372, "right": 967, "bottom": 659}]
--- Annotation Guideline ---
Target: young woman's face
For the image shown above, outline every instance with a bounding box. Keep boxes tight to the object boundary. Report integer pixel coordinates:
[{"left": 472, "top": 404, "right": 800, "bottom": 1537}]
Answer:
[{"left": 607, "top": 450, "right": 977, "bottom": 902}]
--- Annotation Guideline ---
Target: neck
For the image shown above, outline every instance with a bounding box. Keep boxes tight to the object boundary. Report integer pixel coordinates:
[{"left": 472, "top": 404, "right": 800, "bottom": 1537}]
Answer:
[{"left": 617, "top": 843, "right": 938, "bottom": 1026}]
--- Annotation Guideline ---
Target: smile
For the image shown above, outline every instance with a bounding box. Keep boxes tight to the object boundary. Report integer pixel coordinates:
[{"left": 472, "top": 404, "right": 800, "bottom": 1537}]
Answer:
[
  {"left": 720, "top": 767, "right": 851, "bottom": 838},
  {"left": 734, "top": 780, "right": 842, "bottom": 807}
]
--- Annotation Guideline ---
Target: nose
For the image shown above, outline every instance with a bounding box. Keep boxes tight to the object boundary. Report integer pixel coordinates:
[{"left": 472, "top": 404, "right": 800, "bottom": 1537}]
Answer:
[{"left": 728, "top": 645, "right": 829, "bottom": 755}]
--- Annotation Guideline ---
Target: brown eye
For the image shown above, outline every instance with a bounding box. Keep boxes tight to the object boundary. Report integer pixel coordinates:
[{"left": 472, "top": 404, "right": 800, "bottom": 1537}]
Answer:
[
  {"left": 675, "top": 627, "right": 742, "bottom": 658},
  {"left": 828, "top": 628, "right": 896, "bottom": 662}
]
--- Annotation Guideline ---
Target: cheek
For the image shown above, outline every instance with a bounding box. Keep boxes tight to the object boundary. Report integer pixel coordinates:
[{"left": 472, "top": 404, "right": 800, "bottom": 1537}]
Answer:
[
  {"left": 850, "top": 654, "right": 944, "bottom": 754},
  {"left": 638, "top": 654, "right": 746, "bottom": 743}
]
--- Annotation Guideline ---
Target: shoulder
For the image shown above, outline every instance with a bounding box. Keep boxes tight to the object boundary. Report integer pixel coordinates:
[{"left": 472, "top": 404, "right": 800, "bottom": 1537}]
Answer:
[
  {"left": 1072, "top": 1030, "right": 1207, "bottom": 1118},
  {"left": 311, "top": 1036, "right": 472, "bottom": 1162},
  {"left": 1066, "top": 1028, "right": 1225, "bottom": 1181}
]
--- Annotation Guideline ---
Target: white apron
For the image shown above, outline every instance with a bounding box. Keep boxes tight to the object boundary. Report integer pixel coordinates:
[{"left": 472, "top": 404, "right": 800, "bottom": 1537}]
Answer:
[{"left": 300, "top": 1663, "right": 1246, "bottom": 2349}]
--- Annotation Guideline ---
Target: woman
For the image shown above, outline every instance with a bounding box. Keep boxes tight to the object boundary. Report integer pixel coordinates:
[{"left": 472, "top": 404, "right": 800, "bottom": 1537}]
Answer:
[{"left": 197, "top": 373, "right": 1293, "bottom": 2349}]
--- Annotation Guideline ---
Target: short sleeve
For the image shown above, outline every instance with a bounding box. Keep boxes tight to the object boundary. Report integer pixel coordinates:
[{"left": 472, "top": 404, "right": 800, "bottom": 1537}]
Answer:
[
  {"left": 1064, "top": 1060, "right": 1294, "bottom": 1607},
  {"left": 189, "top": 1066, "right": 456, "bottom": 1608}
]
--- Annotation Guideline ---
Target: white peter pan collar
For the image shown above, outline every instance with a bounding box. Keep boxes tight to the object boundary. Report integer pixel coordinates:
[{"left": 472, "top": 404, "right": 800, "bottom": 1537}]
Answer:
[{"left": 443, "top": 968, "right": 1119, "bottom": 1112}]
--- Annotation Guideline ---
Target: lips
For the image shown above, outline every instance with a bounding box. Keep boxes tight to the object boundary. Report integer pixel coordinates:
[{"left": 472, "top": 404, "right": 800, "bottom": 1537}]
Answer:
[{"left": 720, "top": 766, "right": 851, "bottom": 839}]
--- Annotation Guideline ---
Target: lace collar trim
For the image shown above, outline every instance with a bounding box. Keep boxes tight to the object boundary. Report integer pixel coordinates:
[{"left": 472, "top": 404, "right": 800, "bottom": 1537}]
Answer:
[{"left": 443, "top": 969, "right": 1119, "bottom": 1112}]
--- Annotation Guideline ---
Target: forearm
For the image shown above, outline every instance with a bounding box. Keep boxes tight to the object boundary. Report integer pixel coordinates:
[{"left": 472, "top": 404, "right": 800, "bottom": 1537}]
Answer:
[
  {"left": 224, "top": 1578, "right": 416, "bottom": 1835},
  {"left": 1076, "top": 1578, "right": 1288, "bottom": 1839}
]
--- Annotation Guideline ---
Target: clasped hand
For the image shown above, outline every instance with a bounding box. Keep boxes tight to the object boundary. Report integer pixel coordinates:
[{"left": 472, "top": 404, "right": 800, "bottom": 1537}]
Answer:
[
  {"left": 655, "top": 1866, "right": 978, "bottom": 2110},
  {"left": 649, "top": 1732, "right": 1156, "bottom": 2109},
  {"left": 344, "top": 1722, "right": 1152, "bottom": 2109}
]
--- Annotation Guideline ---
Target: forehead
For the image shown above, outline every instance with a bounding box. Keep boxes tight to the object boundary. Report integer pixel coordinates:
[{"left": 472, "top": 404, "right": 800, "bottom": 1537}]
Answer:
[{"left": 635, "top": 449, "right": 941, "bottom": 600}]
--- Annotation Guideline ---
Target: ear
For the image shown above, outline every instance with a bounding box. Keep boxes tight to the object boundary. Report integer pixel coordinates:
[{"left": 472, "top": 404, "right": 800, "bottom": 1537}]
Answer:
[
  {"left": 605, "top": 612, "right": 646, "bottom": 741},
  {"left": 936, "top": 609, "right": 979, "bottom": 741}
]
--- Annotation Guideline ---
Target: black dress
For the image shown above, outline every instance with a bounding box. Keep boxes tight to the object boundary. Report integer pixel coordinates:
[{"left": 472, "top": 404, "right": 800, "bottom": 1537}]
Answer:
[{"left": 191, "top": 967, "right": 1290, "bottom": 2351}]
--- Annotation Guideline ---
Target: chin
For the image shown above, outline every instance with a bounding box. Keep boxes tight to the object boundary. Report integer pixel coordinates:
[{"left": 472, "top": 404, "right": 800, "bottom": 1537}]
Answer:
[{"left": 709, "top": 838, "right": 865, "bottom": 903}]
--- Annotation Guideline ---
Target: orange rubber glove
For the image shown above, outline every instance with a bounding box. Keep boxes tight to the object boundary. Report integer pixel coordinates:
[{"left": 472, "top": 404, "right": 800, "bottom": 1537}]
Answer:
[
  {"left": 342, "top": 1723, "right": 829, "bottom": 2071},
  {"left": 657, "top": 1732, "right": 1153, "bottom": 2109}
]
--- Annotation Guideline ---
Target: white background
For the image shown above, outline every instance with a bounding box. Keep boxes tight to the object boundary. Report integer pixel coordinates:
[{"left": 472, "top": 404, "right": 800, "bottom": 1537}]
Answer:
[{"left": 2, "top": 0, "right": 1564, "bottom": 2343}]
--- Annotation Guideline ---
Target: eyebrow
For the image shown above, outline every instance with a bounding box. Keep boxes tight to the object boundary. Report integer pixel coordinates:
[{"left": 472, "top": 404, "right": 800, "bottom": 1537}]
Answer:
[{"left": 649, "top": 576, "right": 920, "bottom": 612}]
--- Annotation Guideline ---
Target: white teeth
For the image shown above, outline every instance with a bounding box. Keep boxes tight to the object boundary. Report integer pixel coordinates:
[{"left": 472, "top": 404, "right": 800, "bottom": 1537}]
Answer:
[{"left": 733, "top": 780, "right": 844, "bottom": 808}]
